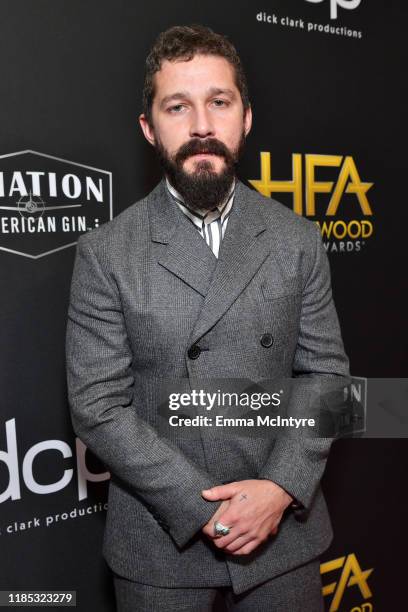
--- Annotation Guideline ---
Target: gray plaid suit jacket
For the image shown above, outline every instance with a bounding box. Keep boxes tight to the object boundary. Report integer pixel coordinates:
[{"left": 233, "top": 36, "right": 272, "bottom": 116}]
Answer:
[{"left": 66, "top": 178, "right": 349, "bottom": 595}]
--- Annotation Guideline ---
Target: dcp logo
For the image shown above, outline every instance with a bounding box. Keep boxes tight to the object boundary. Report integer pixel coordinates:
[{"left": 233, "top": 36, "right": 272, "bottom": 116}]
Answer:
[{"left": 305, "top": 0, "right": 361, "bottom": 20}]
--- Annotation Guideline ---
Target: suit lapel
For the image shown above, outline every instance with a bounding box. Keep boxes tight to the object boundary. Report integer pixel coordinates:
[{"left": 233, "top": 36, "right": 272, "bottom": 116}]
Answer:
[
  {"left": 148, "top": 178, "right": 272, "bottom": 343},
  {"left": 149, "top": 179, "right": 217, "bottom": 297},
  {"left": 189, "top": 180, "right": 271, "bottom": 344}
]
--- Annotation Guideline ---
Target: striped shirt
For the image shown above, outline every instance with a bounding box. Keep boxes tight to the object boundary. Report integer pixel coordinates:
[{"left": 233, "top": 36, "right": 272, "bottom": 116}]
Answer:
[{"left": 165, "top": 177, "right": 235, "bottom": 258}]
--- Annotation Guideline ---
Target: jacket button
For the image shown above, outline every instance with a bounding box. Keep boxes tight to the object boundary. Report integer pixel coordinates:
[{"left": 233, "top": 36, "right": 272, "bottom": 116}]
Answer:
[
  {"left": 187, "top": 344, "right": 201, "bottom": 359},
  {"left": 293, "top": 507, "right": 309, "bottom": 522},
  {"left": 260, "top": 333, "right": 274, "bottom": 348}
]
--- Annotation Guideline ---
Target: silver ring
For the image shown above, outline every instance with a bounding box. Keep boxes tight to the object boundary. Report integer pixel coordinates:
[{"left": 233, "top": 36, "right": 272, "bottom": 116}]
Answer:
[{"left": 214, "top": 521, "right": 231, "bottom": 537}]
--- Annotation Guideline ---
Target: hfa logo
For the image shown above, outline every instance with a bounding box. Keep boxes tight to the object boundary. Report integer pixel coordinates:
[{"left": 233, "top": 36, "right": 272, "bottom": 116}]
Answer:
[
  {"left": 249, "top": 153, "right": 374, "bottom": 253},
  {"left": 305, "top": 0, "right": 362, "bottom": 20},
  {"left": 321, "top": 553, "right": 373, "bottom": 611},
  {"left": 0, "top": 150, "right": 112, "bottom": 259}
]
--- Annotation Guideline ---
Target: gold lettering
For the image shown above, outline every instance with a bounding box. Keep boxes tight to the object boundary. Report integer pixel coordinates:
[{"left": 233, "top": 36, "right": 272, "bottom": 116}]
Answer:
[
  {"left": 320, "top": 554, "right": 373, "bottom": 612},
  {"left": 249, "top": 152, "right": 303, "bottom": 215},
  {"left": 327, "top": 156, "right": 373, "bottom": 216},
  {"left": 306, "top": 154, "right": 342, "bottom": 216}
]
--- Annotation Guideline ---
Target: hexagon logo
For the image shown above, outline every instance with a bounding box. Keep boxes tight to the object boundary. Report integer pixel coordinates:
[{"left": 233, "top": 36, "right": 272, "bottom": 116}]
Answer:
[{"left": 0, "top": 150, "right": 113, "bottom": 259}]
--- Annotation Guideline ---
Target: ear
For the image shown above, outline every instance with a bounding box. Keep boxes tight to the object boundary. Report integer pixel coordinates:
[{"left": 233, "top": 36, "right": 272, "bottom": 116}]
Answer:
[
  {"left": 139, "top": 113, "right": 156, "bottom": 146},
  {"left": 243, "top": 105, "right": 252, "bottom": 137}
]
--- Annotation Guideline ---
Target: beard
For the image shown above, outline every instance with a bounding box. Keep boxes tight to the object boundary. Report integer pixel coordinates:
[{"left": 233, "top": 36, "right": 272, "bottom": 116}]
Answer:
[{"left": 154, "top": 130, "right": 246, "bottom": 211}]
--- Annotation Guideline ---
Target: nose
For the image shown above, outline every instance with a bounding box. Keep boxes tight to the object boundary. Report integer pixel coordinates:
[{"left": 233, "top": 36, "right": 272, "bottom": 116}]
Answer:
[{"left": 189, "top": 105, "right": 215, "bottom": 138}]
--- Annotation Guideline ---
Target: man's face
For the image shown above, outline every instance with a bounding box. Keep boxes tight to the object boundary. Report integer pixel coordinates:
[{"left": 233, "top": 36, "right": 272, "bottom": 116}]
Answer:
[{"left": 139, "top": 54, "right": 252, "bottom": 210}]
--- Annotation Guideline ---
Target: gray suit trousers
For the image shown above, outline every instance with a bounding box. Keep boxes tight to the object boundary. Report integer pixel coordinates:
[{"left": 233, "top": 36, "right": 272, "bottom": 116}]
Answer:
[{"left": 112, "top": 558, "right": 324, "bottom": 612}]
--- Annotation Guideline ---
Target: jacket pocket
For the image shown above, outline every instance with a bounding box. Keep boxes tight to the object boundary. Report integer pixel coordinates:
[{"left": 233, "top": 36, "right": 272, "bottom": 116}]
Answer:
[{"left": 261, "top": 280, "right": 301, "bottom": 301}]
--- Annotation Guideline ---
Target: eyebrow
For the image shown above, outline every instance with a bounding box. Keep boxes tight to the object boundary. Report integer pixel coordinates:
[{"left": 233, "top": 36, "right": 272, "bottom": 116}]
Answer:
[{"left": 160, "top": 87, "right": 236, "bottom": 108}]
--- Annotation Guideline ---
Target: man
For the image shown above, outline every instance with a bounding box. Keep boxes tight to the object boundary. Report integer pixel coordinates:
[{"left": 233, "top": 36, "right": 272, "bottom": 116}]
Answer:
[{"left": 66, "top": 24, "right": 350, "bottom": 611}]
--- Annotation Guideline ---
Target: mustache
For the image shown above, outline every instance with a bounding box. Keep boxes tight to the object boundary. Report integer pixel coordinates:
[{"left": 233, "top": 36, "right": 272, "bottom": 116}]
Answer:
[{"left": 174, "top": 138, "right": 232, "bottom": 164}]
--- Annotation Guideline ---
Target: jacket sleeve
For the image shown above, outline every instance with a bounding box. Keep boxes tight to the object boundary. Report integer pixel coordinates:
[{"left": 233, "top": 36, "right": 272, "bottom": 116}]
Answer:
[
  {"left": 258, "top": 223, "right": 350, "bottom": 516},
  {"left": 65, "top": 235, "right": 221, "bottom": 548}
]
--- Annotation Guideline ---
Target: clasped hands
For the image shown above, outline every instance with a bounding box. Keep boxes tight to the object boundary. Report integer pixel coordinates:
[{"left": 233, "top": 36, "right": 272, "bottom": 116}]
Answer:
[{"left": 201, "top": 479, "right": 293, "bottom": 556}]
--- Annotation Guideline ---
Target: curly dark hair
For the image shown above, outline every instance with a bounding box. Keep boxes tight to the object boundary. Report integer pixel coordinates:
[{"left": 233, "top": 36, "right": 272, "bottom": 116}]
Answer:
[{"left": 142, "top": 24, "right": 250, "bottom": 125}]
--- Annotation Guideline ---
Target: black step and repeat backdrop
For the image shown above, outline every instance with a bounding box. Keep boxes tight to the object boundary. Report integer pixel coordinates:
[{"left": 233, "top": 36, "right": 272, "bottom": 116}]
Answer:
[{"left": 0, "top": 1, "right": 406, "bottom": 610}]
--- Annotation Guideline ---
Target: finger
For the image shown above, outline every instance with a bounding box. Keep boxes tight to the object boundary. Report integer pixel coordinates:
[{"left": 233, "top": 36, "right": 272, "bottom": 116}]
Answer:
[
  {"left": 201, "top": 523, "right": 214, "bottom": 537},
  {"left": 209, "top": 505, "right": 242, "bottom": 532},
  {"left": 211, "top": 524, "right": 248, "bottom": 547},
  {"left": 201, "top": 501, "right": 232, "bottom": 537},
  {"left": 201, "top": 483, "right": 238, "bottom": 501},
  {"left": 202, "top": 515, "right": 233, "bottom": 539},
  {"left": 223, "top": 533, "right": 254, "bottom": 553},
  {"left": 230, "top": 539, "right": 260, "bottom": 556}
]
